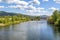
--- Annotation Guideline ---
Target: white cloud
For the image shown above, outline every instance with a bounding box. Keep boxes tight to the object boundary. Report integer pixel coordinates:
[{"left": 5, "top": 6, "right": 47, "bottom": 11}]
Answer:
[
  {"left": 8, "top": 4, "right": 47, "bottom": 16},
  {"left": 4, "top": 0, "right": 40, "bottom": 6},
  {"left": 8, "top": 5, "right": 35, "bottom": 10},
  {"left": 28, "top": 0, "right": 40, "bottom": 5},
  {"left": 49, "top": 7, "right": 59, "bottom": 11},
  {"left": 43, "top": 0, "right": 49, "bottom": 2},
  {"left": 25, "top": 5, "right": 36, "bottom": 10},
  {"left": 26, "top": 10, "right": 49, "bottom": 16},
  {"left": 7, "top": 4, "right": 50, "bottom": 16},
  {"left": 0, "top": 0, "right": 50, "bottom": 16},
  {"left": 33, "top": 0, "right": 40, "bottom": 4},
  {"left": 8, "top": 5, "right": 24, "bottom": 11},
  {"left": 53, "top": 0, "right": 60, "bottom": 1},
  {"left": 48, "top": 7, "right": 60, "bottom": 15},
  {"left": 25, "top": 7, "right": 49, "bottom": 16},
  {"left": 3, "top": 0, "right": 28, "bottom": 6},
  {"left": 0, "top": 0, "right": 2, "bottom": 2},
  {"left": 26, "top": 7, "right": 45, "bottom": 12},
  {"left": 0, "top": 6, "right": 4, "bottom": 8},
  {"left": 53, "top": 0, "right": 60, "bottom": 4},
  {"left": 8, "top": 5, "right": 19, "bottom": 8},
  {"left": 36, "top": 7, "right": 45, "bottom": 11}
]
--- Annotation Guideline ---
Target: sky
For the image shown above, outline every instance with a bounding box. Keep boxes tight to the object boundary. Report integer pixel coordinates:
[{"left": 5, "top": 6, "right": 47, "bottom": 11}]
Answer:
[{"left": 0, "top": 0, "right": 60, "bottom": 16}]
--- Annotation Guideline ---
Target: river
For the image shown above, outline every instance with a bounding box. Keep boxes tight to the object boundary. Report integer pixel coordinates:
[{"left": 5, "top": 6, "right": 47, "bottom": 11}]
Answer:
[{"left": 0, "top": 20, "right": 60, "bottom": 40}]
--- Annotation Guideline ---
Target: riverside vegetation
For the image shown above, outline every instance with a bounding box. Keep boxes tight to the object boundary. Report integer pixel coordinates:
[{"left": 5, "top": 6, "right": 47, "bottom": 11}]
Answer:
[
  {"left": 48, "top": 10, "right": 60, "bottom": 26},
  {"left": 0, "top": 11, "right": 40, "bottom": 27}
]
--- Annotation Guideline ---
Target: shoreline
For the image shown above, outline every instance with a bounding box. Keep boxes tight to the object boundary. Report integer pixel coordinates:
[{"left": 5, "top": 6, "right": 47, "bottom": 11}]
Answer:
[{"left": 0, "top": 20, "right": 29, "bottom": 27}]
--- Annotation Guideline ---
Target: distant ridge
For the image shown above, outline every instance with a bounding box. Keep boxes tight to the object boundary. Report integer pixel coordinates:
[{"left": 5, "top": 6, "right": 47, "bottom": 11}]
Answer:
[
  {"left": 0, "top": 11, "right": 40, "bottom": 17},
  {"left": 0, "top": 11, "right": 36, "bottom": 16},
  {"left": 0, "top": 11, "right": 49, "bottom": 19},
  {"left": 0, "top": 11, "right": 17, "bottom": 16}
]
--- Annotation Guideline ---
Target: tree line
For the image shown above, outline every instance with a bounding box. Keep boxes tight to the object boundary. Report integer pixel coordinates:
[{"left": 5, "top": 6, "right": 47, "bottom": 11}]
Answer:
[
  {"left": 0, "top": 15, "right": 30, "bottom": 26},
  {"left": 48, "top": 10, "right": 60, "bottom": 26},
  {"left": 0, "top": 11, "right": 40, "bottom": 26}
]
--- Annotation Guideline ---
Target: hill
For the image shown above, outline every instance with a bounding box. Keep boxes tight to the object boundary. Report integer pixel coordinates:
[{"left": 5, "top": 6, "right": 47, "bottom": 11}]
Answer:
[{"left": 0, "top": 11, "right": 17, "bottom": 16}]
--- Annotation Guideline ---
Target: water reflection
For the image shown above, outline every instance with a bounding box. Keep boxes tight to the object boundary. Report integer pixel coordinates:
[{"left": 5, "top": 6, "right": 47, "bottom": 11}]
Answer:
[
  {"left": 0, "top": 20, "right": 59, "bottom": 40},
  {"left": 27, "top": 20, "right": 55, "bottom": 40},
  {"left": 54, "top": 27, "right": 60, "bottom": 40}
]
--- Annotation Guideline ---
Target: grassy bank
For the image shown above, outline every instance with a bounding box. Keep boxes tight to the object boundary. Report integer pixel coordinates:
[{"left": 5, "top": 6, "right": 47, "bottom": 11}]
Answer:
[
  {"left": 0, "top": 15, "right": 30, "bottom": 27},
  {"left": 0, "top": 15, "right": 40, "bottom": 27}
]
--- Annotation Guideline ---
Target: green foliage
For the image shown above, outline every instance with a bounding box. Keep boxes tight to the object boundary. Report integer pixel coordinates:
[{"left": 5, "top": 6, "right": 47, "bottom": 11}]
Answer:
[
  {"left": 48, "top": 16, "right": 55, "bottom": 24},
  {"left": 53, "top": 10, "right": 58, "bottom": 22},
  {"left": 0, "top": 15, "right": 30, "bottom": 26},
  {"left": 48, "top": 10, "right": 60, "bottom": 26},
  {"left": 0, "top": 11, "right": 40, "bottom": 26}
]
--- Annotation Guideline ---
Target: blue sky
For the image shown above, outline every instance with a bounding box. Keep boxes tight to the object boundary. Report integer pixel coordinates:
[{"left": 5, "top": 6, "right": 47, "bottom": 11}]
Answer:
[{"left": 0, "top": 0, "right": 60, "bottom": 16}]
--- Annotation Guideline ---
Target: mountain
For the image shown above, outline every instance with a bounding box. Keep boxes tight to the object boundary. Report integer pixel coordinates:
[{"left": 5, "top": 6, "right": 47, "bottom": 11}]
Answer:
[
  {"left": 0, "top": 11, "right": 41, "bottom": 20},
  {"left": 0, "top": 11, "right": 40, "bottom": 17},
  {"left": 40, "top": 15, "right": 49, "bottom": 19},
  {"left": 0, "top": 11, "right": 35, "bottom": 16},
  {"left": 0, "top": 11, "right": 50, "bottom": 20},
  {"left": 0, "top": 11, "right": 18, "bottom": 16}
]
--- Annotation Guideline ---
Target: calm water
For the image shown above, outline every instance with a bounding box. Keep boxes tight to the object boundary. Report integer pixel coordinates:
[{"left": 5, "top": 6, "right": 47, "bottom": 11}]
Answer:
[{"left": 0, "top": 20, "right": 60, "bottom": 40}]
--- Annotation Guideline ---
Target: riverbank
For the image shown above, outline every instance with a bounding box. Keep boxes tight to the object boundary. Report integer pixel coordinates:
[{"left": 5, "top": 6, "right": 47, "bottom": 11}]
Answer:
[
  {"left": 0, "top": 16, "right": 30, "bottom": 27},
  {"left": 0, "top": 11, "right": 40, "bottom": 27},
  {"left": 0, "top": 20, "right": 29, "bottom": 27},
  {"left": 0, "top": 18, "right": 40, "bottom": 27},
  {"left": 47, "top": 10, "right": 60, "bottom": 26}
]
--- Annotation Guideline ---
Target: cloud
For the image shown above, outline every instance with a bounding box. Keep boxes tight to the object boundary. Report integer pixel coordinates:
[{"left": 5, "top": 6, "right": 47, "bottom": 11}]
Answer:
[
  {"left": 4, "top": 0, "right": 28, "bottom": 6},
  {"left": 33, "top": 0, "right": 40, "bottom": 5},
  {"left": 0, "top": 6, "right": 4, "bottom": 8},
  {"left": 26, "top": 7, "right": 49, "bottom": 16},
  {"left": 26, "top": 10, "right": 49, "bottom": 16},
  {"left": 43, "top": 0, "right": 49, "bottom": 2},
  {"left": 49, "top": 7, "right": 59, "bottom": 11},
  {"left": 7, "top": 4, "right": 48, "bottom": 16},
  {"left": 25, "top": 5, "right": 36, "bottom": 10},
  {"left": 0, "top": 0, "right": 50, "bottom": 16},
  {"left": 26, "top": 7, "right": 45, "bottom": 13},
  {"left": 8, "top": 5, "right": 19, "bottom": 8},
  {"left": 2, "top": 0, "right": 40, "bottom": 6},
  {"left": 8, "top": 5, "right": 35, "bottom": 10},
  {"left": 48, "top": 7, "right": 59, "bottom": 15},
  {"left": 0, "top": 0, "right": 2, "bottom": 2},
  {"left": 28, "top": 0, "right": 40, "bottom": 5},
  {"left": 8, "top": 5, "right": 27, "bottom": 10},
  {"left": 53, "top": 0, "right": 60, "bottom": 4}
]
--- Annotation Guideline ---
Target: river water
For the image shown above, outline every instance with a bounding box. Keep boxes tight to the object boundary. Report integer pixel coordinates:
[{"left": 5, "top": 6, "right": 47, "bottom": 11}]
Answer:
[{"left": 0, "top": 20, "right": 60, "bottom": 40}]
